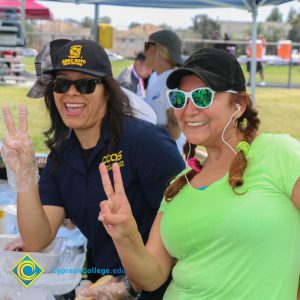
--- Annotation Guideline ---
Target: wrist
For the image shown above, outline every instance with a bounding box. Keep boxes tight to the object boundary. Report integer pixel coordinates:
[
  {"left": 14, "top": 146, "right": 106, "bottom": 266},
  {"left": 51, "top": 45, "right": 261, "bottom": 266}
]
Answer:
[
  {"left": 120, "top": 275, "right": 141, "bottom": 299},
  {"left": 114, "top": 227, "right": 141, "bottom": 245}
]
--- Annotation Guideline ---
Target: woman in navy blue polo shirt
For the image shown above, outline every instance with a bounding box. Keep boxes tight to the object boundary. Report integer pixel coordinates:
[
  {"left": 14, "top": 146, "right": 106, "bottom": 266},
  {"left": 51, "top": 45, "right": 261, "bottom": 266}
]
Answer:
[{"left": 1, "top": 39, "right": 185, "bottom": 299}]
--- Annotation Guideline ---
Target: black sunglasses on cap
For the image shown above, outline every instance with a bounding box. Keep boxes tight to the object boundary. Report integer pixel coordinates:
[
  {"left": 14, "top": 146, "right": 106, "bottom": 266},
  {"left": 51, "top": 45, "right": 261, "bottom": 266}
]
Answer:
[
  {"left": 50, "top": 78, "right": 104, "bottom": 94},
  {"left": 144, "top": 41, "right": 156, "bottom": 52}
]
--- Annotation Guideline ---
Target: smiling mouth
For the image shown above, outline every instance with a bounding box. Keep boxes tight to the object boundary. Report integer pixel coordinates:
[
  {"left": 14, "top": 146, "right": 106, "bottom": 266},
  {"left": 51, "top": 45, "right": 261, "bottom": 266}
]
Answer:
[
  {"left": 65, "top": 103, "right": 85, "bottom": 108},
  {"left": 187, "top": 121, "right": 208, "bottom": 127},
  {"left": 64, "top": 103, "right": 86, "bottom": 115}
]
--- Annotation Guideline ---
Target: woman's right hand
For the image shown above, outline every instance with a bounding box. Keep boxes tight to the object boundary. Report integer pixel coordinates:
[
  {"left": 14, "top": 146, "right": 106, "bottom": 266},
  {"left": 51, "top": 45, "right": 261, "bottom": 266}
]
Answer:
[
  {"left": 98, "top": 163, "right": 139, "bottom": 242},
  {"left": 1, "top": 105, "right": 39, "bottom": 191}
]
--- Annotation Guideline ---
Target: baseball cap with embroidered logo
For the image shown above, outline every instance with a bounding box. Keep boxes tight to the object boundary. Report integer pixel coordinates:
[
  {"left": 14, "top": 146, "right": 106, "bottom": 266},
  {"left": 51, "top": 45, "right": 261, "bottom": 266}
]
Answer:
[{"left": 44, "top": 39, "right": 113, "bottom": 78}]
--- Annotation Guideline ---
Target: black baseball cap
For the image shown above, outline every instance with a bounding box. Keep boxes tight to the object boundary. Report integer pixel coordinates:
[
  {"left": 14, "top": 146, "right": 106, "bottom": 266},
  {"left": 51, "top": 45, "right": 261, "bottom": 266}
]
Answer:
[
  {"left": 44, "top": 39, "right": 113, "bottom": 78},
  {"left": 166, "top": 48, "right": 246, "bottom": 92}
]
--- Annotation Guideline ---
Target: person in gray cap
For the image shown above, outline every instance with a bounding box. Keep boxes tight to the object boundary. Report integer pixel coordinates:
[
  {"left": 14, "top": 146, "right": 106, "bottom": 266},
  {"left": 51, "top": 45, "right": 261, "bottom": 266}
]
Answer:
[{"left": 144, "top": 29, "right": 185, "bottom": 154}]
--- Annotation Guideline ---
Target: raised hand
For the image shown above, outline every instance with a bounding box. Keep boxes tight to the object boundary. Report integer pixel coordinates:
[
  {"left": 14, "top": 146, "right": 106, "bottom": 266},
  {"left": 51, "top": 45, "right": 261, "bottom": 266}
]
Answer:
[
  {"left": 1, "top": 105, "right": 39, "bottom": 191},
  {"left": 98, "top": 162, "right": 138, "bottom": 241}
]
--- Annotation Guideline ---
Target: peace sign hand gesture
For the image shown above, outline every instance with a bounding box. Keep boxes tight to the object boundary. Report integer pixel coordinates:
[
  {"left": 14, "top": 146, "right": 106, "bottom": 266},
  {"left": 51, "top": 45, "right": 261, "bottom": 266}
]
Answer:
[
  {"left": 99, "top": 162, "right": 139, "bottom": 242},
  {"left": 1, "top": 105, "right": 39, "bottom": 192}
]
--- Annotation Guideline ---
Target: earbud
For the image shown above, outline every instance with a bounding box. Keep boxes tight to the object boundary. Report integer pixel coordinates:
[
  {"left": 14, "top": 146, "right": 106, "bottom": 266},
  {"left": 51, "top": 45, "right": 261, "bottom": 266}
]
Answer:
[{"left": 235, "top": 104, "right": 241, "bottom": 111}]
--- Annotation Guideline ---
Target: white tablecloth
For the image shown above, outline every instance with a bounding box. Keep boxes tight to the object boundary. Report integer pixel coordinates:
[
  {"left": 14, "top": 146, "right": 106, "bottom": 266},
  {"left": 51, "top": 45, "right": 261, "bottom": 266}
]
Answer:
[{"left": 0, "top": 287, "right": 55, "bottom": 300}]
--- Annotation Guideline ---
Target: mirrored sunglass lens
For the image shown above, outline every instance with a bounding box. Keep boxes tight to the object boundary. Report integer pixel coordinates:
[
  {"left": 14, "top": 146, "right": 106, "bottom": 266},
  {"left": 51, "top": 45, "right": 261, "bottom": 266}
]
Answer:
[
  {"left": 169, "top": 91, "right": 186, "bottom": 109},
  {"left": 192, "top": 89, "right": 213, "bottom": 108}
]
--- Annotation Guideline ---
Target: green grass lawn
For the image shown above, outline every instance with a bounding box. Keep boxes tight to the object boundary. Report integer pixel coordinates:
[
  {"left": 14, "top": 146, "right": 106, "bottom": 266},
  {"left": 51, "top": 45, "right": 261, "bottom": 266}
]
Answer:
[{"left": 240, "top": 64, "right": 300, "bottom": 85}]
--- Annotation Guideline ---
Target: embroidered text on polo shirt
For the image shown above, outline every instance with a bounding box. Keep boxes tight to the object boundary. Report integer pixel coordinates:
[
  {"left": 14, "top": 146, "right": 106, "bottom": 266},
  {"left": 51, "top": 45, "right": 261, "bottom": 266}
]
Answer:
[{"left": 102, "top": 150, "right": 124, "bottom": 171}]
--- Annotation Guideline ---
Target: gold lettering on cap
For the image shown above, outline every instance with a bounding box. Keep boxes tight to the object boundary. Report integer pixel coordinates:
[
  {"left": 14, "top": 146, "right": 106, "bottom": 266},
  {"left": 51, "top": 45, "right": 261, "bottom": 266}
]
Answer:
[{"left": 61, "top": 45, "right": 87, "bottom": 67}]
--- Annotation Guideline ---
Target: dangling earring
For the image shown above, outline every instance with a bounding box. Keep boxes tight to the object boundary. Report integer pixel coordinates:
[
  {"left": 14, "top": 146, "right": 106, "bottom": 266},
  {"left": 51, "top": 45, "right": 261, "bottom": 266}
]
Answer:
[
  {"left": 239, "top": 117, "right": 249, "bottom": 131},
  {"left": 233, "top": 118, "right": 238, "bottom": 128}
]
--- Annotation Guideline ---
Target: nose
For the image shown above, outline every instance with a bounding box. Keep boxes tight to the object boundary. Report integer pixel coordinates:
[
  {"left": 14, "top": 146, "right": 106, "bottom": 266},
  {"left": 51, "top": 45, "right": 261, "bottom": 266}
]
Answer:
[
  {"left": 185, "top": 97, "right": 198, "bottom": 112},
  {"left": 66, "top": 83, "right": 80, "bottom": 95}
]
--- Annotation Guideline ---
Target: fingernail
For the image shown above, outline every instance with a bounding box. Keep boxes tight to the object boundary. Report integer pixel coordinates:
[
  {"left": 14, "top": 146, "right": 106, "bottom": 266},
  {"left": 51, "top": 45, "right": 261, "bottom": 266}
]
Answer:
[
  {"left": 98, "top": 215, "right": 103, "bottom": 222},
  {"left": 19, "top": 105, "right": 27, "bottom": 114}
]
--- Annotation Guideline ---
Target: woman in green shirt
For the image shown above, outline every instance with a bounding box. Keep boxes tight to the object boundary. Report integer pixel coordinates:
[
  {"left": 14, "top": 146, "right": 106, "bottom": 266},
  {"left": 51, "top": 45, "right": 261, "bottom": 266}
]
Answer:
[{"left": 97, "top": 48, "right": 300, "bottom": 300}]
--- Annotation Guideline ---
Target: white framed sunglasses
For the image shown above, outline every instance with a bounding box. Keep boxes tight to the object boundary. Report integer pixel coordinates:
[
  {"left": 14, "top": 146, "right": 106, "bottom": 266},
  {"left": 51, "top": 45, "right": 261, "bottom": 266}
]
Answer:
[{"left": 166, "top": 87, "right": 238, "bottom": 110}]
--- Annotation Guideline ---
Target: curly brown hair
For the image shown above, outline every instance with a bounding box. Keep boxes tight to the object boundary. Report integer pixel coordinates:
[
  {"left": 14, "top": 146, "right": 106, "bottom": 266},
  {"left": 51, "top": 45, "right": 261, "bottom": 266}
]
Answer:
[{"left": 164, "top": 92, "right": 260, "bottom": 202}]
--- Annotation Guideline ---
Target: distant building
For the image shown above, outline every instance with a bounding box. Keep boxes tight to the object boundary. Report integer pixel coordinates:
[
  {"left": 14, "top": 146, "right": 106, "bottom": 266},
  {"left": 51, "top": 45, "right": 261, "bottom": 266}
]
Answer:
[{"left": 112, "top": 24, "right": 161, "bottom": 58}]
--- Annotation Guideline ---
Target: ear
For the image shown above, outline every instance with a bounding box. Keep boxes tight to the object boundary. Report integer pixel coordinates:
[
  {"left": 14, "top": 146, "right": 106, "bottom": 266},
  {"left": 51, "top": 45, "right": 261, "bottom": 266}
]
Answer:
[{"left": 235, "top": 101, "right": 247, "bottom": 118}]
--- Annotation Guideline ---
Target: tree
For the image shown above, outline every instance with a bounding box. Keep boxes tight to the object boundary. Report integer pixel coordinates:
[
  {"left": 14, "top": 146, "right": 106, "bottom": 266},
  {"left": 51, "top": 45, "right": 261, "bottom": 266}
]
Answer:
[
  {"left": 244, "top": 22, "right": 264, "bottom": 37},
  {"left": 81, "top": 16, "right": 111, "bottom": 28},
  {"left": 159, "top": 23, "right": 173, "bottom": 30},
  {"left": 287, "top": 7, "right": 298, "bottom": 23},
  {"left": 81, "top": 16, "right": 93, "bottom": 28},
  {"left": 128, "top": 22, "right": 140, "bottom": 29},
  {"left": 99, "top": 16, "right": 111, "bottom": 24},
  {"left": 266, "top": 7, "right": 283, "bottom": 22},
  {"left": 264, "top": 26, "right": 285, "bottom": 43},
  {"left": 288, "top": 14, "right": 300, "bottom": 42},
  {"left": 191, "top": 14, "right": 220, "bottom": 39}
]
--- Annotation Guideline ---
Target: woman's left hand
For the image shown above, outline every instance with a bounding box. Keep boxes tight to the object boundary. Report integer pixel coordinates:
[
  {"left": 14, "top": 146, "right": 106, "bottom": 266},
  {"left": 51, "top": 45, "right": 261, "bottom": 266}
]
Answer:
[{"left": 98, "top": 163, "right": 138, "bottom": 242}]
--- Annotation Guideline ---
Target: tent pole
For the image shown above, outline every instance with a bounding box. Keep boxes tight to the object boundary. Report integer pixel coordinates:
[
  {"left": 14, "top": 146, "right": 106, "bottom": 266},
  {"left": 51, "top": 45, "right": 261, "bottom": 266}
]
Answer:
[
  {"left": 93, "top": 4, "right": 99, "bottom": 42},
  {"left": 20, "top": 0, "right": 26, "bottom": 45},
  {"left": 250, "top": 5, "right": 258, "bottom": 104}
]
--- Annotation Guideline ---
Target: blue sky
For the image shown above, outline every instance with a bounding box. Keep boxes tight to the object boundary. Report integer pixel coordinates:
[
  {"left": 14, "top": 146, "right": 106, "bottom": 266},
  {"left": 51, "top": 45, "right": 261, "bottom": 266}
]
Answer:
[{"left": 40, "top": 1, "right": 300, "bottom": 29}]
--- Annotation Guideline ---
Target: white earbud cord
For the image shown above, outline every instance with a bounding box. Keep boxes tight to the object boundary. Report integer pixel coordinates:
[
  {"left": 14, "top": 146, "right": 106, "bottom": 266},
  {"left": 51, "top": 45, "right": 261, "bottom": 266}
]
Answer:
[
  {"left": 221, "top": 110, "right": 238, "bottom": 155},
  {"left": 184, "top": 142, "right": 194, "bottom": 187}
]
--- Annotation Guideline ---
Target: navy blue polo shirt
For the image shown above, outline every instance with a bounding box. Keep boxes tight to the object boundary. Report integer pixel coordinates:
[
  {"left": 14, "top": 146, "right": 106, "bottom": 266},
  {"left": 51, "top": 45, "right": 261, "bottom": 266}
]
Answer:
[{"left": 39, "top": 117, "right": 185, "bottom": 274}]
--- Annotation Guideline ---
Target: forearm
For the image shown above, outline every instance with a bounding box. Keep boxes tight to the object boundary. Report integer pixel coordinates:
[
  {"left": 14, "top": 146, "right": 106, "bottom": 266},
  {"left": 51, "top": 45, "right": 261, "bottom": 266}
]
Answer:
[
  {"left": 17, "top": 187, "right": 53, "bottom": 251},
  {"left": 114, "top": 232, "right": 167, "bottom": 291}
]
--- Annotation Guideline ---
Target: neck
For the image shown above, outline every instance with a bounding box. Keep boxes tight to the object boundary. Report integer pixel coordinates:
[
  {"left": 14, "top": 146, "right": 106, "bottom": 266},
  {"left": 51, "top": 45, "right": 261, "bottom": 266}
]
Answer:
[
  {"left": 75, "top": 127, "right": 100, "bottom": 149},
  {"left": 204, "top": 130, "right": 245, "bottom": 166},
  {"left": 155, "top": 59, "right": 173, "bottom": 75}
]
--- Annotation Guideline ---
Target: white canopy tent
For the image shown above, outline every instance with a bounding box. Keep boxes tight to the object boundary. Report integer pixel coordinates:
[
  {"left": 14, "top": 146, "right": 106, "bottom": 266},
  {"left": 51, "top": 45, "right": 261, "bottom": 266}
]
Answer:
[{"left": 39, "top": 0, "right": 294, "bottom": 101}]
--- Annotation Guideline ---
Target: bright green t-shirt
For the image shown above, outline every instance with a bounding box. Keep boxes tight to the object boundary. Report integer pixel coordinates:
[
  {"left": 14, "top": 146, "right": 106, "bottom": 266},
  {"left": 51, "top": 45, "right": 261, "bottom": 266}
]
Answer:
[{"left": 159, "top": 134, "right": 300, "bottom": 300}]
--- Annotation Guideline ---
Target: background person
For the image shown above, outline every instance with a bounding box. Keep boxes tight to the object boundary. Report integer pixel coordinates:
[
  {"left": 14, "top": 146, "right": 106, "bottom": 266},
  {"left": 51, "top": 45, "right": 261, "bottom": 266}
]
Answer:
[
  {"left": 246, "top": 37, "right": 266, "bottom": 86},
  {"left": 214, "top": 33, "right": 237, "bottom": 56},
  {"left": 117, "top": 51, "right": 152, "bottom": 97},
  {"left": 143, "top": 29, "right": 185, "bottom": 154},
  {"left": 97, "top": 48, "right": 300, "bottom": 299},
  {"left": 1, "top": 39, "right": 185, "bottom": 300}
]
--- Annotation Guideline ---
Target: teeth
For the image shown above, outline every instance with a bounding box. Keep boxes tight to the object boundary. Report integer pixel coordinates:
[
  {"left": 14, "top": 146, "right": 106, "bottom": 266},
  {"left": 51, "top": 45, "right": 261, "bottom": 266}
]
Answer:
[
  {"left": 65, "top": 103, "right": 85, "bottom": 108},
  {"left": 187, "top": 121, "right": 208, "bottom": 127}
]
